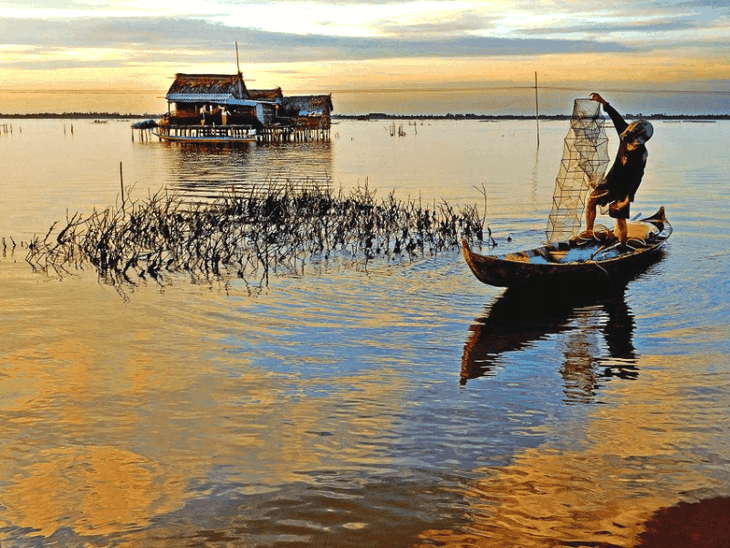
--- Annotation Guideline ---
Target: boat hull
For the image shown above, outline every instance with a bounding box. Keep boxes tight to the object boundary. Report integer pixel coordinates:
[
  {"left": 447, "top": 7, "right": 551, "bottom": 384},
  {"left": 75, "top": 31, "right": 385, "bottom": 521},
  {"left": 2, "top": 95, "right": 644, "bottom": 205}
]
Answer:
[
  {"left": 153, "top": 124, "right": 257, "bottom": 143},
  {"left": 462, "top": 208, "right": 672, "bottom": 289},
  {"left": 154, "top": 133, "right": 256, "bottom": 143}
]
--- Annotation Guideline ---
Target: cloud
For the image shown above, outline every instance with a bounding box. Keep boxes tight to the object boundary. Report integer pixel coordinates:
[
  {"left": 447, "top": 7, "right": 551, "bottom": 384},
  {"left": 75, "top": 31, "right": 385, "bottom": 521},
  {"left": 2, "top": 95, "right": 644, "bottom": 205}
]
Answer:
[
  {"left": 675, "top": 0, "right": 730, "bottom": 8},
  {"left": 1, "top": 57, "right": 129, "bottom": 71},
  {"left": 0, "top": 15, "right": 632, "bottom": 70},
  {"left": 0, "top": 17, "right": 231, "bottom": 48},
  {"left": 209, "top": 0, "right": 439, "bottom": 5},
  {"left": 0, "top": 0, "right": 724, "bottom": 91},
  {"left": 518, "top": 16, "right": 706, "bottom": 36},
  {"left": 1, "top": 0, "right": 112, "bottom": 8},
  {"left": 374, "top": 9, "right": 497, "bottom": 36}
]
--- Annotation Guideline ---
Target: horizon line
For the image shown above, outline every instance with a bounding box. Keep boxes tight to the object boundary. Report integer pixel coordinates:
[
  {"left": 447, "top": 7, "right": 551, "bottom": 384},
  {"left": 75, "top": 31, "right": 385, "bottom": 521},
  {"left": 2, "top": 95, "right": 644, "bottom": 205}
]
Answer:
[
  {"left": 2, "top": 112, "right": 728, "bottom": 119},
  {"left": 0, "top": 86, "right": 728, "bottom": 96}
]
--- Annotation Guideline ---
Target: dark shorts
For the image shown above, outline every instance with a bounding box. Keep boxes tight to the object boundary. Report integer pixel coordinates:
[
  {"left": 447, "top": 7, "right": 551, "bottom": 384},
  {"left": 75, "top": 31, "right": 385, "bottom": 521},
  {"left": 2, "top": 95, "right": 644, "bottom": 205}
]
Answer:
[{"left": 590, "top": 187, "right": 630, "bottom": 219}]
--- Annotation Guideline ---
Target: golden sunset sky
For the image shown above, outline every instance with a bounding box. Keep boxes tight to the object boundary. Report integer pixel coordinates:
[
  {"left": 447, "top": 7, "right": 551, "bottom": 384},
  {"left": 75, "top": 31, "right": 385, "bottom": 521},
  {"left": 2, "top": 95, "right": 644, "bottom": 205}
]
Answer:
[{"left": 0, "top": 0, "right": 728, "bottom": 107}]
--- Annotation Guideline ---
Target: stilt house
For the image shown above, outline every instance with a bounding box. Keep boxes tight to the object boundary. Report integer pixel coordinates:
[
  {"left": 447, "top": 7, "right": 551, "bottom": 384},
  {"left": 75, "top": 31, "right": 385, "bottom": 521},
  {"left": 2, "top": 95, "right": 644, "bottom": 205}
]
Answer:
[
  {"left": 248, "top": 88, "right": 284, "bottom": 126},
  {"left": 157, "top": 72, "right": 333, "bottom": 143},
  {"left": 164, "top": 73, "right": 278, "bottom": 129},
  {"left": 279, "top": 95, "right": 334, "bottom": 131}
]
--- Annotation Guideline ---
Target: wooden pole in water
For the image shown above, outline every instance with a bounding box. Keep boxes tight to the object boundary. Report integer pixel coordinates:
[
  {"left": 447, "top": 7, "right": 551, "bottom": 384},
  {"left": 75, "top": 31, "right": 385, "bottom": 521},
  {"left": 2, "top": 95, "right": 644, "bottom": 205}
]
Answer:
[
  {"left": 120, "top": 161, "right": 125, "bottom": 215},
  {"left": 534, "top": 71, "right": 540, "bottom": 148}
]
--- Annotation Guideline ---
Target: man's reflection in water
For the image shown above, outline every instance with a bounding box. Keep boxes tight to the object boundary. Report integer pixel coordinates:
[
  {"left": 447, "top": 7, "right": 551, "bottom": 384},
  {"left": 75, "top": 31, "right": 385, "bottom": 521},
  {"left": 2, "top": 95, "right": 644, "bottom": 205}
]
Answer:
[{"left": 461, "top": 285, "right": 638, "bottom": 402}]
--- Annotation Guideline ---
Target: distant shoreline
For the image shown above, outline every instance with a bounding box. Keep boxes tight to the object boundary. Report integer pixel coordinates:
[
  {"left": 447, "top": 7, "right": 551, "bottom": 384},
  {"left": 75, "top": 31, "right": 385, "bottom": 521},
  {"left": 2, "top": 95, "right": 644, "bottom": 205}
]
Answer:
[
  {"left": 1, "top": 112, "right": 728, "bottom": 121},
  {"left": 0, "top": 113, "right": 158, "bottom": 119}
]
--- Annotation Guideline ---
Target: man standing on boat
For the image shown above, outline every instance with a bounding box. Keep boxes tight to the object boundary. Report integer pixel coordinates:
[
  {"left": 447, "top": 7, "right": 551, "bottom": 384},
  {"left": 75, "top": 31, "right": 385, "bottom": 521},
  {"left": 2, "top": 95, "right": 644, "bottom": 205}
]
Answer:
[{"left": 580, "top": 93, "right": 653, "bottom": 247}]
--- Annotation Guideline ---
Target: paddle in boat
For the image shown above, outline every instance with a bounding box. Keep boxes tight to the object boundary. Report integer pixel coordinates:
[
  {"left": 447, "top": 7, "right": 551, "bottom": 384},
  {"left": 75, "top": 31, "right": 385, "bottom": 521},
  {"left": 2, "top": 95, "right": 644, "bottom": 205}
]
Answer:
[{"left": 462, "top": 207, "right": 671, "bottom": 289}]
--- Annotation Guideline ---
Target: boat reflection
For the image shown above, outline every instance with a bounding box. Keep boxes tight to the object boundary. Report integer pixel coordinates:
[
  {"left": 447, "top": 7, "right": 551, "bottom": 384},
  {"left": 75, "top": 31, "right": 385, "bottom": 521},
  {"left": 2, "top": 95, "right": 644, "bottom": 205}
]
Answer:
[{"left": 461, "top": 285, "right": 639, "bottom": 402}]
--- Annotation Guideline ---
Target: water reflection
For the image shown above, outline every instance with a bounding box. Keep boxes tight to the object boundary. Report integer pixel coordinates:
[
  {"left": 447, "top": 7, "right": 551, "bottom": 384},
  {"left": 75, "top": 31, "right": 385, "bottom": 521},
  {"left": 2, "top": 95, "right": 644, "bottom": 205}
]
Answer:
[
  {"left": 2, "top": 445, "right": 186, "bottom": 538},
  {"left": 461, "top": 286, "right": 639, "bottom": 402},
  {"left": 530, "top": 144, "right": 540, "bottom": 203},
  {"left": 161, "top": 141, "right": 334, "bottom": 202},
  {"left": 2, "top": 118, "right": 728, "bottom": 547}
]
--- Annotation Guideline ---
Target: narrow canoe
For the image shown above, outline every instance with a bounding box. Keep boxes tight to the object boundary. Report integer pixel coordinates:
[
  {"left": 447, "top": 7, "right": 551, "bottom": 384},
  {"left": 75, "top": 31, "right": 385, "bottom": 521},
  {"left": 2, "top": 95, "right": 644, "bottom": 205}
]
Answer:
[{"left": 462, "top": 207, "right": 672, "bottom": 289}]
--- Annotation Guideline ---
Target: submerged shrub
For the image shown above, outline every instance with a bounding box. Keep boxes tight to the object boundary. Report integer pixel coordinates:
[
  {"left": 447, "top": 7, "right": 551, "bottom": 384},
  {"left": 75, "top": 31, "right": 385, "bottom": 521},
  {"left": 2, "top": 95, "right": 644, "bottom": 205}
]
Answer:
[{"left": 26, "top": 182, "right": 485, "bottom": 288}]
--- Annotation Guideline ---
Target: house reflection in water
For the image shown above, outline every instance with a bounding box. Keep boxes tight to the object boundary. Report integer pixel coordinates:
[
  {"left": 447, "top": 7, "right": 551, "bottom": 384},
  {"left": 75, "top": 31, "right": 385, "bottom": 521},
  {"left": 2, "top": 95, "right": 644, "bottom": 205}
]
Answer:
[{"left": 461, "top": 286, "right": 638, "bottom": 402}]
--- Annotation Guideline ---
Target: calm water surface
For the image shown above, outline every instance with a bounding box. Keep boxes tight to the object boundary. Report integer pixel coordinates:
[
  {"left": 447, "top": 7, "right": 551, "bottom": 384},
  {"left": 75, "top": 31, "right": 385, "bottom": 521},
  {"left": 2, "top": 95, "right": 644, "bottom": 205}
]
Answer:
[
  {"left": 1, "top": 118, "right": 729, "bottom": 547},
  {"left": 1, "top": 88, "right": 728, "bottom": 116}
]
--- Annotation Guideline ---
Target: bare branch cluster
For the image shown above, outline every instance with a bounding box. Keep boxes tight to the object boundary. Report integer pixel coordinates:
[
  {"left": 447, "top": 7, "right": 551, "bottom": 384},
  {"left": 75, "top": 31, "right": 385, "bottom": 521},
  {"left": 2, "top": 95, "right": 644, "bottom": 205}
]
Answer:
[{"left": 24, "top": 183, "right": 485, "bottom": 289}]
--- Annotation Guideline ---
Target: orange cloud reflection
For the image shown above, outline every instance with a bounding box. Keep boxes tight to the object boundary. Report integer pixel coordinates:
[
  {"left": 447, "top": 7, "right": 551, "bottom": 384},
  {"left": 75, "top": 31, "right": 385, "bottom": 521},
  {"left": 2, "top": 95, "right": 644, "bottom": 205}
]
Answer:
[{"left": 5, "top": 445, "right": 186, "bottom": 537}]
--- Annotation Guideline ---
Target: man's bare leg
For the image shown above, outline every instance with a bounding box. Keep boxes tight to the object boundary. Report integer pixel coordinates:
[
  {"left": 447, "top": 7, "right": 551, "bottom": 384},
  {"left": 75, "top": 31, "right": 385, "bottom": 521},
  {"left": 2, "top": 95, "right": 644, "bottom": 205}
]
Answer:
[
  {"left": 585, "top": 195, "right": 598, "bottom": 234},
  {"left": 615, "top": 218, "right": 628, "bottom": 245}
]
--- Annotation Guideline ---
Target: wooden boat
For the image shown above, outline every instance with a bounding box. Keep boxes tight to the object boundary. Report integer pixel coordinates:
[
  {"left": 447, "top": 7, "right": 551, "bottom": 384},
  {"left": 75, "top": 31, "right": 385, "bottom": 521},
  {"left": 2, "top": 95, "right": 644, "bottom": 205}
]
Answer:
[
  {"left": 153, "top": 124, "right": 257, "bottom": 143},
  {"left": 462, "top": 207, "right": 672, "bottom": 288}
]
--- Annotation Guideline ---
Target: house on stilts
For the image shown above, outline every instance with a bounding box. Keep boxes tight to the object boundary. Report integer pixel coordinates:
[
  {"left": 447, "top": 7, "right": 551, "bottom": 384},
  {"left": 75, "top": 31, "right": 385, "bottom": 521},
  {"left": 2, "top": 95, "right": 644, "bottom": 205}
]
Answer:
[
  {"left": 154, "top": 72, "right": 333, "bottom": 144},
  {"left": 274, "top": 95, "right": 334, "bottom": 143}
]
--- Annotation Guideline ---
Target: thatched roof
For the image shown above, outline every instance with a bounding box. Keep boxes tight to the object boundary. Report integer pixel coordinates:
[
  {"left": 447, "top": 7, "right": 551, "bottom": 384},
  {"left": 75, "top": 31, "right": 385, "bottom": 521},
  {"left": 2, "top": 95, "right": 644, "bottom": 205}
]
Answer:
[
  {"left": 166, "top": 73, "right": 249, "bottom": 104},
  {"left": 248, "top": 88, "right": 283, "bottom": 102},
  {"left": 280, "top": 95, "right": 334, "bottom": 117}
]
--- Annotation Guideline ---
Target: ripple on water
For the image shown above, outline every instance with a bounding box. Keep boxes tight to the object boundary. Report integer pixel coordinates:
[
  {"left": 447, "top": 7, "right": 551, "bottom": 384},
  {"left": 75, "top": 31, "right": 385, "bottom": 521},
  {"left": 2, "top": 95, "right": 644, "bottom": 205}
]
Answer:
[{"left": 1, "top": 120, "right": 730, "bottom": 546}]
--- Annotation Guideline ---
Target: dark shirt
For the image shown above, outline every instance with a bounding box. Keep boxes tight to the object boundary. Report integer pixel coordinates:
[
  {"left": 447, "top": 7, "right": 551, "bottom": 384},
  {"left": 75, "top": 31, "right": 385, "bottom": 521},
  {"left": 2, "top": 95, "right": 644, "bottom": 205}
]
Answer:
[{"left": 601, "top": 103, "right": 648, "bottom": 202}]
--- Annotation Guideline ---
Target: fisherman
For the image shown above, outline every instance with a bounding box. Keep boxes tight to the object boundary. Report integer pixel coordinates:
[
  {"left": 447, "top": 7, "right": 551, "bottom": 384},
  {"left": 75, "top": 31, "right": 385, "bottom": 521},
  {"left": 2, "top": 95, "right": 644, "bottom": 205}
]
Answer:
[{"left": 579, "top": 93, "right": 653, "bottom": 247}]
